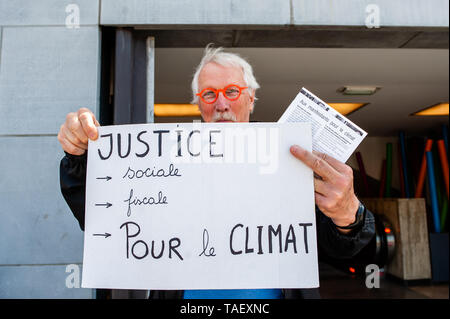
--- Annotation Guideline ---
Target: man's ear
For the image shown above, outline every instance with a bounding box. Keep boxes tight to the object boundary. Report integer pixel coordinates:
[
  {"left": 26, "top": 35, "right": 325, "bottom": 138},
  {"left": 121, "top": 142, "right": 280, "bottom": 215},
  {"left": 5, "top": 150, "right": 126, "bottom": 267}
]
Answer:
[
  {"left": 197, "top": 103, "right": 206, "bottom": 120},
  {"left": 197, "top": 103, "right": 204, "bottom": 114},
  {"left": 248, "top": 91, "right": 255, "bottom": 113}
]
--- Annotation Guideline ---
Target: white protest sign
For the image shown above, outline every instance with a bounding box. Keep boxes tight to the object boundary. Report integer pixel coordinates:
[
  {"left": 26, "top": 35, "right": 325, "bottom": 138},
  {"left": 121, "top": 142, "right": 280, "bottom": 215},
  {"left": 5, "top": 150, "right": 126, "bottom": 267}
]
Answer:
[{"left": 81, "top": 122, "right": 319, "bottom": 290}]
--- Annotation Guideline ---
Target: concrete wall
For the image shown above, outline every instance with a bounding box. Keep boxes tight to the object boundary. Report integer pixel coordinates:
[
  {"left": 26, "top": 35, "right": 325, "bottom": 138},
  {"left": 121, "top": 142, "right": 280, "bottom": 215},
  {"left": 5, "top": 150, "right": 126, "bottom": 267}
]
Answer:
[
  {"left": 0, "top": 0, "right": 99, "bottom": 298},
  {"left": 100, "top": 0, "right": 449, "bottom": 27},
  {"left": 0, "top": 0, "right": 447, "bottom": 298},
  {"left": 293, "top": 0, "right": 449, "bottom": 27}
]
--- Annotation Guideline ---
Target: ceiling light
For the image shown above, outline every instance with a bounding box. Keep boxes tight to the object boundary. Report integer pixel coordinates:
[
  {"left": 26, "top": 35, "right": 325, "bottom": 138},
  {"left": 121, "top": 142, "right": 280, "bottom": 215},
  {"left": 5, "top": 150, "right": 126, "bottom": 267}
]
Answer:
[
  {"left": 327, "top": 103, "right": 368, "bottom": 116},
  {"left": 411, "top": 103, "right": 449, "bottom": 116},
  {"left": 338, "top": 86, "right": 379, "bottom": 95},
  {"left": 154, "top": 104, "right": 201, "bottom": 117}
]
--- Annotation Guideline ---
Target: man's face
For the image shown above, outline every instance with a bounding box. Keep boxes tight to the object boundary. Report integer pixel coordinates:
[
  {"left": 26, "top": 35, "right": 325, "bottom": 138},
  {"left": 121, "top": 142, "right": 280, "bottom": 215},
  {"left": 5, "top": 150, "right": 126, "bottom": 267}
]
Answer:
[{"left": 197, "top": 62, "right": 255, "bottom": 123}]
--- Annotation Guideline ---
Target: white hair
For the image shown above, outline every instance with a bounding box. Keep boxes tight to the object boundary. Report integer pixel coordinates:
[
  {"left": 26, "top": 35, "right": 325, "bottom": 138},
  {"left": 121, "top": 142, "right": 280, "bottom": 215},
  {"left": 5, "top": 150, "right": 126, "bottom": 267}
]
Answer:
[{"left": 191, "top": 44, "right": 260, "bottom": 105}]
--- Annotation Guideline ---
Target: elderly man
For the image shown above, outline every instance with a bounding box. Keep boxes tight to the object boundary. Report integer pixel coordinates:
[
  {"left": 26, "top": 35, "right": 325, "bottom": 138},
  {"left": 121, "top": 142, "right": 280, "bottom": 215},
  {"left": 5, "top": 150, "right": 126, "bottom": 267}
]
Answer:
[{"left": 59, "top": 46, "right": 375, "bottom": 299}]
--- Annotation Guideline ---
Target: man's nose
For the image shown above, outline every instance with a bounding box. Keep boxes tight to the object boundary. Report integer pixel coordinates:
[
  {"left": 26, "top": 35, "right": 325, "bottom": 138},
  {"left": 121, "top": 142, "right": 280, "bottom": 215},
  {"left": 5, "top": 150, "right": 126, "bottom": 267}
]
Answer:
[{"left": 214, "top": 92, "right": 231, "bottom": 112}]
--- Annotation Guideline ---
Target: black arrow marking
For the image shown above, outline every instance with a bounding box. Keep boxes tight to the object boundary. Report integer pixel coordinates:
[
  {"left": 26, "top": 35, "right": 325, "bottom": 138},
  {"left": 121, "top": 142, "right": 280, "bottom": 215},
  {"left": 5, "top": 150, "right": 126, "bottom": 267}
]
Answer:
[
  {"left": 93, "top": 233, "right": 111, "bottom": 238},
  {"left": 96, "top": 176, "right": 112, "bottom": 181},
  {"left": 95, "top": 202, "right": 112, "bottom": 208}
]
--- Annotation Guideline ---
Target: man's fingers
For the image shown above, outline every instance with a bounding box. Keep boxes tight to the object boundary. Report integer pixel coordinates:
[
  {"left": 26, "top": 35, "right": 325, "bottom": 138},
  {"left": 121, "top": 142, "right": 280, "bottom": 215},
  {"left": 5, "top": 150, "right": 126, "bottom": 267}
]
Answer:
[
  {"left": 314, "top": 192, "right": 328, "bottom": 211},
  {"left": 62, "top": 125, "right": 88, "bottom": 150},
  {"left": 290, "top": 145, "right": 338, "bottom": 181},
  {"left": 313, "top": 177, "right": 328, "bottom": 195},
  {"left": 78, "top": 110, "right": 98, "bottom": 140},
  {"left": 66, "top": 114, "right": 89, "bottom": 144},
  {"left": 58, "top": 133, "right": 86, "bottom": 155},
  {"left": 57, "top": 108, "right": 99, "bottom": 155},
  {"left": 312, "top": 150, "right": 350, "bottom": 174}
]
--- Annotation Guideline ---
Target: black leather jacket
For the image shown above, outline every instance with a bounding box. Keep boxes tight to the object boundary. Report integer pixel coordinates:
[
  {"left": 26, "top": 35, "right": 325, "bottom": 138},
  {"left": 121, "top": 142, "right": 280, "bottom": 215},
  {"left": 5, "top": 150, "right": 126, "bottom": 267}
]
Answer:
[{"left": 60, "top": 152, "right": 376, "bottom": 299}]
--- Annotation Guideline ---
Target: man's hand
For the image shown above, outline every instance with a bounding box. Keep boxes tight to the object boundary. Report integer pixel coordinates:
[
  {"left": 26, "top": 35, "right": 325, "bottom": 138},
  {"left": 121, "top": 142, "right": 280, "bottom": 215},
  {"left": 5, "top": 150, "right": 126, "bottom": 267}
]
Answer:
[
  {"left": 290, "top": 145, "right": 360, "bottom": 231},
  {"left": 57, "top": 107, "right": 100, "bottom": 155}
]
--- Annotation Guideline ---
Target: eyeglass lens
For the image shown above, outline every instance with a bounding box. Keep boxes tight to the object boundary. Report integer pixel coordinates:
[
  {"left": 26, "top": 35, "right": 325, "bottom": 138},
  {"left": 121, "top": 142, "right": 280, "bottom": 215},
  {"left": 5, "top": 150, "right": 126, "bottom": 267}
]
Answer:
[{"left": 202, "top": 85, "right": 241, "bottom": 102}]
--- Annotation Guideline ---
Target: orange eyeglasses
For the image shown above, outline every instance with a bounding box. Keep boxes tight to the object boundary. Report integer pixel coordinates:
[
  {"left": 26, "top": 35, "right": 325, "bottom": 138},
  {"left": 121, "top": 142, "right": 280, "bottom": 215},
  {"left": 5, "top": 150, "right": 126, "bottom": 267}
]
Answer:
[{"left": 196, "top": 84, "right": 248, "bottom": 104}]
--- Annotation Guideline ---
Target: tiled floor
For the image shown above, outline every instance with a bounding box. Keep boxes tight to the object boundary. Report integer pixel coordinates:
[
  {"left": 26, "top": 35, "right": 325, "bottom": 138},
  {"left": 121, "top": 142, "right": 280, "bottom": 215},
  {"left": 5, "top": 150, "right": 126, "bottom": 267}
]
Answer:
[{"left": 318, "top": 263, "right": 449, "bottom": 299}]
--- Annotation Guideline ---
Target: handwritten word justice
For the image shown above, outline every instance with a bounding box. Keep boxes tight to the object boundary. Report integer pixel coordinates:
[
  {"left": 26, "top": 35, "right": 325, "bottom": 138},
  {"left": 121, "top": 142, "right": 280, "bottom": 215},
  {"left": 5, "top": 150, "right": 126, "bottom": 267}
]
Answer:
[{"left": 97, "top": 130, "right": 223, "bottom": 160}]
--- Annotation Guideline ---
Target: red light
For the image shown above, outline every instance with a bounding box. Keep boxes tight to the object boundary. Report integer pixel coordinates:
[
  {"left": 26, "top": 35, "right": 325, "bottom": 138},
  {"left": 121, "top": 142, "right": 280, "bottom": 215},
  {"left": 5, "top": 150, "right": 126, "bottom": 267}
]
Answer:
[
  {"left": 385, "top": 228, "right": 391, "bottom": 234},
  {"left": 349, "top": 267, "right": 356, "bottom": 273}
]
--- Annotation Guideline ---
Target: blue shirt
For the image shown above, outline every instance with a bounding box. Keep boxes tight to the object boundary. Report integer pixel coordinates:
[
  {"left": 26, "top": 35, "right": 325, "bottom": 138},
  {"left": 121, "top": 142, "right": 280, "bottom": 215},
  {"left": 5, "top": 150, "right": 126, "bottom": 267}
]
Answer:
[{"left": 183, "top": 289, "right": 282, "bottom": 299}]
